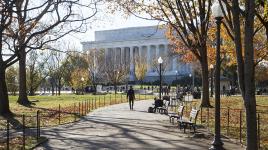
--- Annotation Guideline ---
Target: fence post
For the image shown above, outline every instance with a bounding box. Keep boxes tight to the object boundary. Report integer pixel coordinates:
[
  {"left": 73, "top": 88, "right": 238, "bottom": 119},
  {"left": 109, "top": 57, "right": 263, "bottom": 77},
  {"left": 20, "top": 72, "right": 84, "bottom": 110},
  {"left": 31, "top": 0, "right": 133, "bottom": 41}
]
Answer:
[
  {"left": 95, "top": 97, "right": 97, "bottom": 108},
  {"left": 36, "top": 110, "right": 40, "bottom": 141},
  {"left": 91, "top": 98, "right": 93, "bottom": 110},
  {"left": 82, "top": 101, "right": 84, "bottom": 116},
  {"left": 99, "top": 96, "right": 100, "bottom": 107},
  {"left": 6, "top": 119, "right": 9, "bottom": 150},
  {"left": 207, "top": 108, "right": 210, "bottom": 129},
  {"left": 59, "top": 104, "right": 61, "bottom": 124},
  {"left": 74, "top": 103, "right": 77, "bottom": 121},
  {"left": 23, "top": 115, "right": 25, "bottom": 150},
  {"left": 86, "top": 100, "right": 88, "bottom": 113},
  {"left": 104, "top": 95, "right": 106, "bottom": 106},
  {"left": 88, "top": 100, "right": 90, "bottom": 112},
  {"left": 145, "top": 89, "right": 147, "bottom": 100},
  {"left": 110, "top": 94, "right": 111, "bottom": 105},
  {"left": 227, "top": 107, "right": 230, "bottom": 136},
  {"left": 200, "top": 107, "right": 202, "bottom": 124},
  {"left": 121, "top": 94, "right": 123, "bottom": 103},
  {"left": 115, "top": 94, "right": 117, "bottom": 104},
  {"left": 258, "top": 113, "right": 260, "bottom": 149},
  {"left": 79, "top": 102, "right": 81, "bottom": 117},
  {"left": 239, "top": 110, "right": 242, "bottom": 144},
  {"left": 89, "top": 100, "right": 90, "bottom": 112}
]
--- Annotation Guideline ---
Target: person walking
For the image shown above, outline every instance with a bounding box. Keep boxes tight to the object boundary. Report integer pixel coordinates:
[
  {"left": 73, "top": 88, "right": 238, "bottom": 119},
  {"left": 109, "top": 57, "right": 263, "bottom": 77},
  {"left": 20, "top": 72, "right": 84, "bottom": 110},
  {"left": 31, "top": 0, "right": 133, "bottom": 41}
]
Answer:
[{"left": 127, "top": 86, "right": 135, "bottom": 110}]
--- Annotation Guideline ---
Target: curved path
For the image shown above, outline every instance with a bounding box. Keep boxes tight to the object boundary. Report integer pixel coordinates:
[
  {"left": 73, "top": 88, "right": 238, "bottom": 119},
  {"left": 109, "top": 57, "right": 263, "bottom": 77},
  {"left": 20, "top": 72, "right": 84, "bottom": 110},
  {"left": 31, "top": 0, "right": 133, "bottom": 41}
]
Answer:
[{"left": 36, "top": 100, "right": 243, "bottom": 150}]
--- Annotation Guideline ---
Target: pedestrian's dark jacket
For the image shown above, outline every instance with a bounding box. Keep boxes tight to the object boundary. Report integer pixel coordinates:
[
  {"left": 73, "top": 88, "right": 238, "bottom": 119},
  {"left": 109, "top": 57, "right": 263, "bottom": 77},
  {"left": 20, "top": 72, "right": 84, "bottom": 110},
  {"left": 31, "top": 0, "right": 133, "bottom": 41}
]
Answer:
[{"left": 127, "top": 89, "right": 135, "bottom": 100}]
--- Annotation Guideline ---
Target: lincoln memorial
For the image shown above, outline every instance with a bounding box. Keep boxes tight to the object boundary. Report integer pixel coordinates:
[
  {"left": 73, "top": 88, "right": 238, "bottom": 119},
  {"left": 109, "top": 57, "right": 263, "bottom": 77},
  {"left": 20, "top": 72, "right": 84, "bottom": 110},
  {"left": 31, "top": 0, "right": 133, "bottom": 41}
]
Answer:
[{"left": 81, "top": 26, "right": 192, "bottom": 83}]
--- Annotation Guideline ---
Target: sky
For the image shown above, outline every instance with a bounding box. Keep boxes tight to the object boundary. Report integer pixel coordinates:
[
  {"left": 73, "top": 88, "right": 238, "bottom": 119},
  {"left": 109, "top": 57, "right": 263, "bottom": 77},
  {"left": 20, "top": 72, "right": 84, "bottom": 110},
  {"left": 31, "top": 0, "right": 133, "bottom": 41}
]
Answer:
[{"left": 66, "top": 6, "right": 160, "bottom": 51}]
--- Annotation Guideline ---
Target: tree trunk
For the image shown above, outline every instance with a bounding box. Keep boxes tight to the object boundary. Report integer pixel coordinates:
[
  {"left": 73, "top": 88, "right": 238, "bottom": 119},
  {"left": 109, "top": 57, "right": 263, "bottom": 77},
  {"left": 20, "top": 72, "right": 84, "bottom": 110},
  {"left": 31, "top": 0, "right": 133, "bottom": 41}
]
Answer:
[
  {"left": 51, "top": 81, "right": 55, "bottom": 96},
  {"left": 0, "top": 67, "right": 11, "bottom": 115},
  {"left": 244, "top": 0, "right": 257, "bottom": 149},
  {"left": 58, "top": 78, "right": 61, "bottom": 96},
  {"left": 200, "top": 50, "right": 211, "bottom": 107},
  {"left": 29, "top": 86, "right": 35, "bottom": 96},
  {"left": 17, "top": 49, "right": 30, "bottom": 105},
  {"left": 114, "top": 84, "right": 117, "bottom": 94},
  {"left": 245, "top": 95, "right": 257, "bottom": 150}
]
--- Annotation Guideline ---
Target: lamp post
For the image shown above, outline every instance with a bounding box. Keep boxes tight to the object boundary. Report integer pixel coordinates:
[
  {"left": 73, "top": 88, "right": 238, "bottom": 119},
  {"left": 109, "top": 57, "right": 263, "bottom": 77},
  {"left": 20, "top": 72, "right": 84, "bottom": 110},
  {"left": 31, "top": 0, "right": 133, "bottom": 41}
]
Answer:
[
  {"left": 175, "top": 70, "right": 178, "bottom": 81},
  {"left": 81, "top": 77, "right": 85, "bottom": 95},
  {"left": 189, "top": 73, "right": 194, "bottom": 91},
  {"left": 210, "top": 64, "right": 214, "bottom": 97},
  {"left": 189, "top": 73, "right": 192, "bottom": 91},
  {"left": 158, "top": 57, "right": 163, "bottom": 99},
  {"left": 210, "top": 1, "right": 224, "bottom": 150}
]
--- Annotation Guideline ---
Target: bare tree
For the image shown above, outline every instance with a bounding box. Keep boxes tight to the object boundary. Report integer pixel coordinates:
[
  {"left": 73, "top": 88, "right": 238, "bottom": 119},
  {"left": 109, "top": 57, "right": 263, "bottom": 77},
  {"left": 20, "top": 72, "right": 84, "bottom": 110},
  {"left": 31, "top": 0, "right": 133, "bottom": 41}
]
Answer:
[
  {"left": 220, "top": 0, "right": 258, "bottom": 149},
  {"left": 86, "top": 48, "right": 105, "bottom": 93},
  {"left": 26, "top": 50, "right": 49, "bottom": 96},
  {"left": 6, "top": 0, "right": 99, "bottom": 105},
  {"left": 0, "top": 0, "right": 17, "bottom": 115},
  {"left": 103, "top": 60, "right": 129, "bottom": 94}
]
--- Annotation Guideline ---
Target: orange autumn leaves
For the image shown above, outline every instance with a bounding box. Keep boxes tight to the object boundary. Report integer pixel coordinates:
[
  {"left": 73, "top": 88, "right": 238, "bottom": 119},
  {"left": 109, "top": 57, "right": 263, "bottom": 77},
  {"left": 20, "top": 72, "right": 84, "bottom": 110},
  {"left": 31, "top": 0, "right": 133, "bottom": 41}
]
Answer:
[{"left": 167, "top": 23, "right": 268, "bottom": 67}]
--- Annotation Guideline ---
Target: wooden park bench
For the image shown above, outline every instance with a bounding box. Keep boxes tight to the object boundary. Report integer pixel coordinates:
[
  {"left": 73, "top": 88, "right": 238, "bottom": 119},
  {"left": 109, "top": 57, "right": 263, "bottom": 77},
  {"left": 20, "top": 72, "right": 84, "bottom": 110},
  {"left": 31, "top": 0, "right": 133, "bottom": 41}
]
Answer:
[
  {"left": 168, "top": 105, "right": 185, "bottom": 124},
  {"left": 177, "top": 109, "right": 199, "bottom": 133}
]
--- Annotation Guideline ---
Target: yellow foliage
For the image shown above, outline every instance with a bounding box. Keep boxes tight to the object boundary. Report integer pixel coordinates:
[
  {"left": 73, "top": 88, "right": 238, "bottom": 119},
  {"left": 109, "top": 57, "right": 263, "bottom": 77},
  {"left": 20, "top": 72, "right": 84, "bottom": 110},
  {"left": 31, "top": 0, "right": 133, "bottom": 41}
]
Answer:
[
  {"left": 70, "top": 68, "right": 90, "bottom": 90},
  {"left": 135, "top": 57, "right": 148, "bottom": 81}
]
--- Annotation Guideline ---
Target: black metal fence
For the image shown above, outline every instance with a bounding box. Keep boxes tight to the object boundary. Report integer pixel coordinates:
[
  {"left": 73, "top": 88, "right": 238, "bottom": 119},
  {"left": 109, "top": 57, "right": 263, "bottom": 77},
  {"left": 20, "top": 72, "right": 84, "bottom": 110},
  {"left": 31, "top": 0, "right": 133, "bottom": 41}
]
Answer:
[
  {"left": 169, "top": 97, "right": 268, "bottom": 149},
  {"left": 0, "top": 111, "right": 41, "bottom": 150},
  {"left": 0, "top": 93, "right": 154, "bottom": 149}
]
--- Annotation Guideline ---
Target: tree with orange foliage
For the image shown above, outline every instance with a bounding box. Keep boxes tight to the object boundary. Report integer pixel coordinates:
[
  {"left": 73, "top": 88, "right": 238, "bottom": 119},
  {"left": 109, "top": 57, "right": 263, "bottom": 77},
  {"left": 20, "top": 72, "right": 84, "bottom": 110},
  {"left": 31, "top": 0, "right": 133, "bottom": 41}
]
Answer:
[{"left": 110, "top": 0, "right": 213, "bottom": 107}]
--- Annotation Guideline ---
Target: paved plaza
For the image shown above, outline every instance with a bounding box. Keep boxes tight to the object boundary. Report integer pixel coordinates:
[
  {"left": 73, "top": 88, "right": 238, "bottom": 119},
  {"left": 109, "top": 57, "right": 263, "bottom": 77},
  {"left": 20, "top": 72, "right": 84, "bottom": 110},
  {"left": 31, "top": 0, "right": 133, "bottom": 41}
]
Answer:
[{"left": 36, "top": 100, "right": 243, "bottom": 150}]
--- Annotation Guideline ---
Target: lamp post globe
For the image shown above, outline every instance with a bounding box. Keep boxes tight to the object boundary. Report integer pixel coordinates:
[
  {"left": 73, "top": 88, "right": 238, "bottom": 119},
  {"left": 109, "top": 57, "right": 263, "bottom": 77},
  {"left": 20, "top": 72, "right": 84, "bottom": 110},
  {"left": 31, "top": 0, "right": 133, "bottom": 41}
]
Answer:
[
  {"left": 158, "top": 57, "right": 163, "bottom": 100},
  {"left": 210, "top": 1, "right": 225, "bottom": 150}
]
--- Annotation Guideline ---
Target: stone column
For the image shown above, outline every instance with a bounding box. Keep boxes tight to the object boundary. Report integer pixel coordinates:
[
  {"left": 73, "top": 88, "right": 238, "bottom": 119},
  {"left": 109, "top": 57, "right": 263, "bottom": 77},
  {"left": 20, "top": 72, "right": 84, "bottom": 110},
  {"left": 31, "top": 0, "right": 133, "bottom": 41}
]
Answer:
[
  {"left": 139, "top": 46, "right": 143, "bottom": 62},
  {"left": 156, "top": 44, "right": 160, "bottom": 58},
  {"left": 129, "top": 46, "right": 135, "bottom": 81},
  {"left": 146, "top": 45, "right": 151, "bottom": 72},
  {"left": 121, "top": 47, "right": 125, "bottom": 64},
  {"left": 104, "top": 48, "right": 107, "bottom": 65}
]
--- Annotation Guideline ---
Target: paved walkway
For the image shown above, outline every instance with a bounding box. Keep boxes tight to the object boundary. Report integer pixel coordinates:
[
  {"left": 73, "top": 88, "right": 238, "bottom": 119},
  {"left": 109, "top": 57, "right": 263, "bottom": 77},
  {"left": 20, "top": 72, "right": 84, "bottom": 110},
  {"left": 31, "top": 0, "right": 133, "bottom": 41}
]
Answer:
[{"left": 36, "top": 100, "right": 243, "bottom": 150}]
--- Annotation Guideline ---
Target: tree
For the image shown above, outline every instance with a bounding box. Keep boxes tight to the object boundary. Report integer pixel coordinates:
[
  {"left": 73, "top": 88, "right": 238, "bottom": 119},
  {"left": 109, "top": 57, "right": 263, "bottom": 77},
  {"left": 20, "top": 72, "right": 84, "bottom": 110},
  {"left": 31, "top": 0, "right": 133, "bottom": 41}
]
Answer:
[
  {"left": 85, "top": 48, "right": 105, "bottom": 93},
  {"left": 103, "top": 60, "right": 129, "bottom": 94},
  {"left": 134, "top": 56, "right": 148, "bottom": 87},
  {"left": 6, "top": 66, "right": 19, "bottom": 96},
  {"left": 0, "top": 0, "right": 17, "bottom": 115},
  {"left": 61, "top": 52, "right": 89, "bottom": 86},
  {"left": 71, "top": 68, "right": 89, "bottom": 94},
  {"left": 46, "top": 48, "right": 66, "bottom": 96},
  {"left": 220, "top": 0, "right": 258, "bottom": 149},
  {"left": 255, "top": 63, "right": 268, "bottom": 87},
  {"left": 26, "top": 50, "right": 49, "bottom": 96},
  {"left": 110, "top": 0, "right": 212, "bottom": 107},
  {"left": 6, "top": 0, "right": 99, "bottom": 105}
]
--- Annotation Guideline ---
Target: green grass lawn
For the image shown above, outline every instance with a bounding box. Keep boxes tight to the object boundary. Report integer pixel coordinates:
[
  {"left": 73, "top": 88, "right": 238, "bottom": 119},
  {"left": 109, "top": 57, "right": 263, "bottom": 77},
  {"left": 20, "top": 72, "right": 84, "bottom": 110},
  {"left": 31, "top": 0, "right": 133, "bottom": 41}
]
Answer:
[
  {"left": 3, "top": 93, "right": 268, "bottom": 148},
  {"left": 0, "top": 93, "right": 155, "bottom": 149}
]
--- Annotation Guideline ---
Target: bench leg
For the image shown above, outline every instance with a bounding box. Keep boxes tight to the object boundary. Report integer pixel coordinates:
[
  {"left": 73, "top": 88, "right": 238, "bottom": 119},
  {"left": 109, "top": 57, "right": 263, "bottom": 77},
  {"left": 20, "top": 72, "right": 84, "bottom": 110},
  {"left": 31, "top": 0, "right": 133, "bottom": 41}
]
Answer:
[{"left": 183, "top": 124, "right": 186, "bottom": 133}]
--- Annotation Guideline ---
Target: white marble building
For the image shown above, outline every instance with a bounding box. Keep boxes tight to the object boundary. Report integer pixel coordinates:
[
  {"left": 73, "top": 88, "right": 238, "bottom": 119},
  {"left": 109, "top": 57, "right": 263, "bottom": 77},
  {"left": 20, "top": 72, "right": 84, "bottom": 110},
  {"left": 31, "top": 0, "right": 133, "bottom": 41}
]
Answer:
[{"left": 81, "top": 26, "right": 192, "bottom": 83}]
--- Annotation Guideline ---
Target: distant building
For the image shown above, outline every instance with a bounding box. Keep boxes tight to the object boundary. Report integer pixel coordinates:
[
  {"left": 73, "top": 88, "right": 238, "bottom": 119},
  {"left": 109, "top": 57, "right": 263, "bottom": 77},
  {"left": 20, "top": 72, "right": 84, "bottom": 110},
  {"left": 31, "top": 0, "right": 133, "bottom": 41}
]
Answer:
[{"left": 81, "top": 26, "right": 192, "bottom": 83}]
